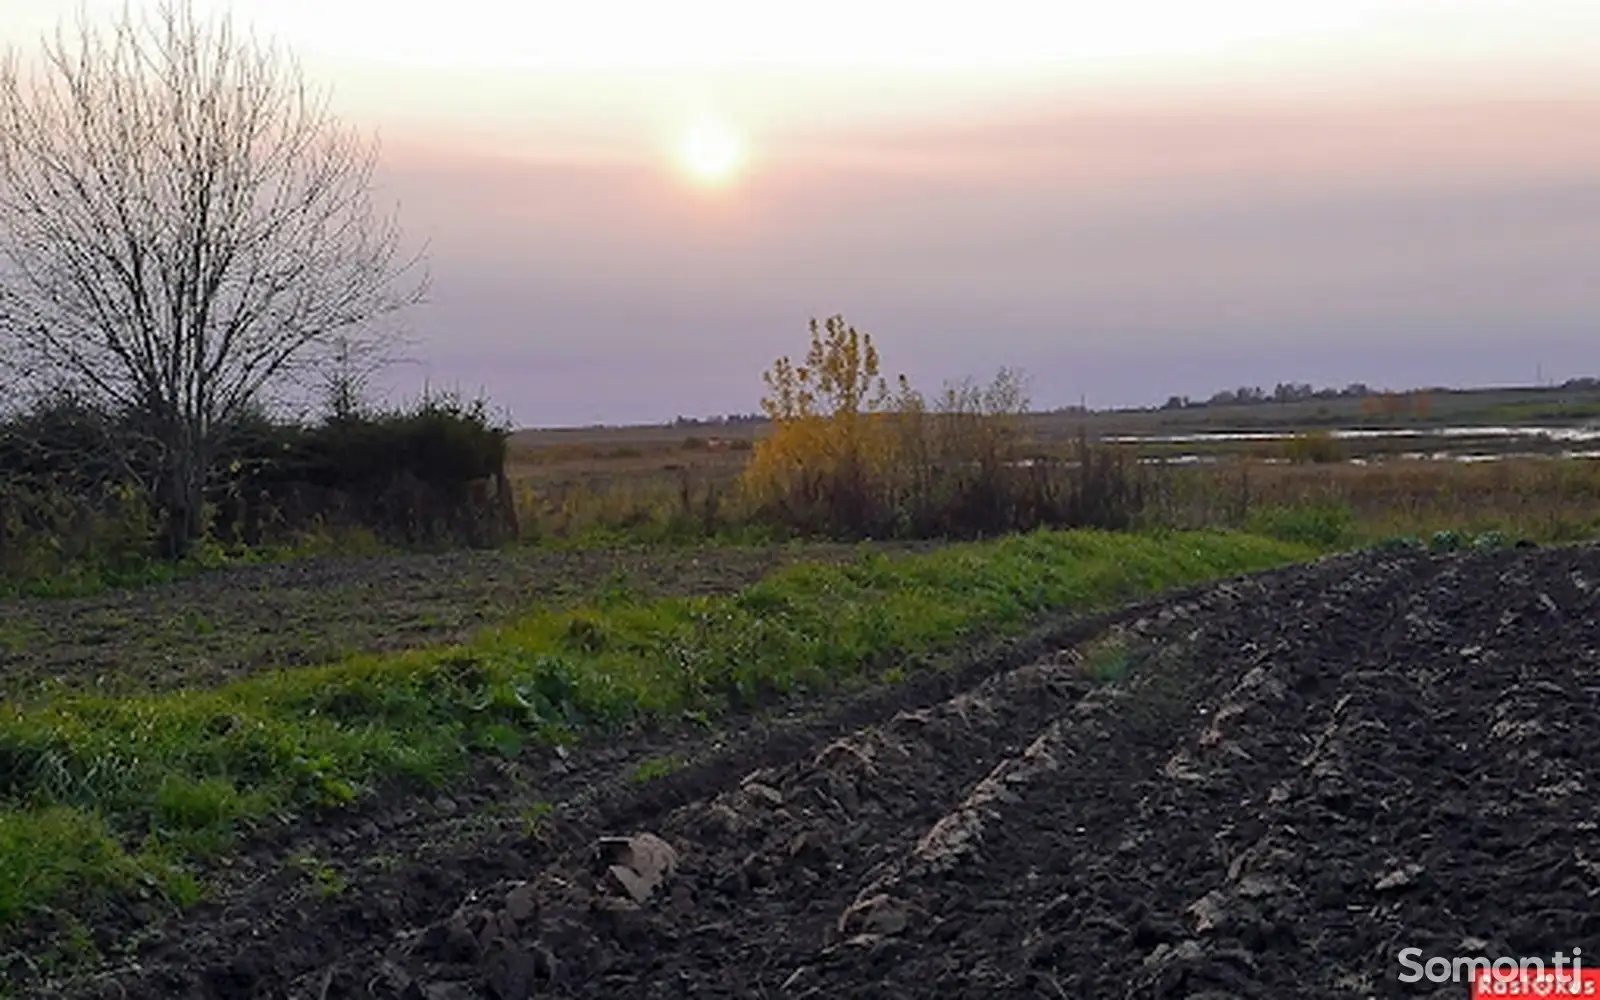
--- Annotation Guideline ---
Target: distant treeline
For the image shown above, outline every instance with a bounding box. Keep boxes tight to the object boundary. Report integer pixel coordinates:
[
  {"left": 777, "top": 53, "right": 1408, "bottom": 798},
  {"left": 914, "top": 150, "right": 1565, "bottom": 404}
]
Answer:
[
  {"left": 1164, "top": 377, "right": 1600, "bottom": 410},
  {"left": 672, "top": 412, "right": 765, "bottom": 428},
  {"left": 1165, "top": 382, "right": 1379, "bottom": 409},
  {"left": 658, "top": 377, "right": 1600, "bottom": 430}
]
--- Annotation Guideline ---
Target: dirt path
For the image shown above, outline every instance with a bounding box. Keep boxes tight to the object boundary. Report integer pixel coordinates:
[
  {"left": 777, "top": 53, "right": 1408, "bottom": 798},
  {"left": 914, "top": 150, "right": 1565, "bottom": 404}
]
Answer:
[{"left": 33, "top": 543, "right": 1600, "bottom": 999}]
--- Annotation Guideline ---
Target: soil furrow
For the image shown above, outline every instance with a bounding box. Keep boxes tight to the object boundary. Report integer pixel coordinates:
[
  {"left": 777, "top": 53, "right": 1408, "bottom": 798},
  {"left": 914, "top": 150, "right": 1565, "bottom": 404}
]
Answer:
[{"left": 39, "top": 544, "right": 1600, "bottom": 1000}]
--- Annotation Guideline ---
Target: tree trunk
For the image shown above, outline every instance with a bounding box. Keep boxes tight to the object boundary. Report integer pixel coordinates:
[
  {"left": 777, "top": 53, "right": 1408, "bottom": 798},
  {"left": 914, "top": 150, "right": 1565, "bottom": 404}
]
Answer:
[{"left": 158, "top": 454, "right": 206, "bottom": 559}]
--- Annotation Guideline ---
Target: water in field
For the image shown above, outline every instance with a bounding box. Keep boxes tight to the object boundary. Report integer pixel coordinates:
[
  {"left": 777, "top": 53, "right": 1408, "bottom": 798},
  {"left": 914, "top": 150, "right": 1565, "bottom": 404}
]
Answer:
[
  {"left": 1100, "top": 425, "right": 1600, "bottom": 465},
  {"left": 1106, "top": 425, "right": 1600, "bottom": 446}
]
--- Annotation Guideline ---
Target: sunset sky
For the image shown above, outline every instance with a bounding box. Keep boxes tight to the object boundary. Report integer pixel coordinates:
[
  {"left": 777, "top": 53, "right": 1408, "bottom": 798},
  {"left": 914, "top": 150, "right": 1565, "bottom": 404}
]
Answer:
[{"left": 4, "top": 1, "right": 1599, "bottom": 426}]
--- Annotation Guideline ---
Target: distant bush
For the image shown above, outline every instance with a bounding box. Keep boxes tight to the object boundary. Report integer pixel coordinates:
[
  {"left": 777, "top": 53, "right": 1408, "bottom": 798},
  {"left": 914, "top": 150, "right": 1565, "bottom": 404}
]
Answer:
[
  {"left": 0, "top": 395, "right": 161, "bottom": 583},
  {"left": 737, "top": 315, "right": 1146, "bottom": 540},
  {"left": 0, "top": 391, "right": 516, "bottom": 585},
  {"left": 214, "top": 392, "right": 516, "bottom": 548},
  {"left": 1282, "top": 430, "right": 1346, "bottom": 464}
]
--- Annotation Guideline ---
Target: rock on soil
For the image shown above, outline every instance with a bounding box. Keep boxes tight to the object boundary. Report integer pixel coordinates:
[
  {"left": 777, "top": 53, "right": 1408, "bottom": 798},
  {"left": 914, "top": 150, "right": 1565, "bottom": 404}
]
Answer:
[{"left": 35, "top": 544, "right": 1600, "bottom": 999}]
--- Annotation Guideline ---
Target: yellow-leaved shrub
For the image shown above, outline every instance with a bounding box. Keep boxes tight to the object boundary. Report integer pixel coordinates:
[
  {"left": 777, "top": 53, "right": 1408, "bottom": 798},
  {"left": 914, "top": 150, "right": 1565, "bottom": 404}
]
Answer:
[{"left": 740, "top": 315, "right": 1143, "bottom": 539}]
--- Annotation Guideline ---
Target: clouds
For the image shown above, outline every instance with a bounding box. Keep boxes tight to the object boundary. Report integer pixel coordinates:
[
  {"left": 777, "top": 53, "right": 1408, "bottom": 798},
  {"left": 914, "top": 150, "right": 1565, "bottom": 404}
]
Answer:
[
  {"left": 370, "top": 93, "right": 1600, "bottom": 425},
  {"left": 5, "top": 6, "right": 1598, "bottom": 427}
]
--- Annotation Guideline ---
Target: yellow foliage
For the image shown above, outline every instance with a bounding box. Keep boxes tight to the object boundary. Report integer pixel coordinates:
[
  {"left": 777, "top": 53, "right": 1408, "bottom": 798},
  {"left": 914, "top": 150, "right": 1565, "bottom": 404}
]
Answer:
[
  {"left": 740, "top": 315, "right": 1052, "bottom": 536},
  {"left": 759, "top": 315, "right": 890, "bottom": 422},
  {"left": 744, "top": 317, "right": 894, "bottom": 520}
]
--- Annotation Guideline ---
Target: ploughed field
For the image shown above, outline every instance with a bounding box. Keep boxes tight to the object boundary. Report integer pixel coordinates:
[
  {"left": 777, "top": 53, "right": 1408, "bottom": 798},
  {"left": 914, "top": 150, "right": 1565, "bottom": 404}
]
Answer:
[
  {"left": 0, "top": 543, "right": 926, "bottom": 699},
  {"left": 39, "top": 544, "right": 1600, "bottom": 999}
]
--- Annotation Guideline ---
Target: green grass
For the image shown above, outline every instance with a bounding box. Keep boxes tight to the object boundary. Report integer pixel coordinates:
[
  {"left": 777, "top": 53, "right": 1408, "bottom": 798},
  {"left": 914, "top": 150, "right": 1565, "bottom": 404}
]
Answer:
[
  {"left": 0, "top": 528, "right": 1314, "bottom": 934},
  {"left": 1245, "top": 502, "right": 1360, "bottom": 550},
  {"left": 0, "top": 621, "right": 40, "bottom": 655},
  {"left": 628, "top": 753, "right": 687, "bottom": 784}
]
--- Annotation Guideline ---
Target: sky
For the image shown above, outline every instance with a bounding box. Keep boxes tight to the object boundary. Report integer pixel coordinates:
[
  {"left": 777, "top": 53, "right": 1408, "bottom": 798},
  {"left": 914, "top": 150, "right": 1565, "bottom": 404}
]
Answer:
[{"left": 3, "top": 1, "right": 1599, "bottom": 426}]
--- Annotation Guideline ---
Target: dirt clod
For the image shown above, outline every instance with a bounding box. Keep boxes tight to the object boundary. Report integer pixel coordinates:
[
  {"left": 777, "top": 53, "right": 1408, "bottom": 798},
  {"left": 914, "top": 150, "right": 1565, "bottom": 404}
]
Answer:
[{"left": 597, "top": 833, "right": 678, "bottom": 904}]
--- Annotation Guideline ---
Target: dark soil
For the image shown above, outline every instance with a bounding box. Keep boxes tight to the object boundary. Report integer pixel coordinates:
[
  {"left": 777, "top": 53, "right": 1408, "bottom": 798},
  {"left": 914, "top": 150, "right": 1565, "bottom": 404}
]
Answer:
[
  {"left": 28, "top": 544, "right": 1600, "bottom": 999},
  {"left": 0, "top": 542, "right": 924, "bottom": 699}
]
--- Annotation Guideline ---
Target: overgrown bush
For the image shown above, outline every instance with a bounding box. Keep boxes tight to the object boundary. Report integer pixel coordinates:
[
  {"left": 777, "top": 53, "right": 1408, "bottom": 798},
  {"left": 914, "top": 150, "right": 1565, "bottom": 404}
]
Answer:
[
  {"left": 212, "top": 392, "right": 516, "bottom": 548},
  {"left": 0, "top": 395, "right": 158, "bottom": 583},
  {"left": 737, "top": 315, "right": 1146, "bottom": 539},
  {"left": 0, "top": 392, "right": 516, "bottom": 585}
]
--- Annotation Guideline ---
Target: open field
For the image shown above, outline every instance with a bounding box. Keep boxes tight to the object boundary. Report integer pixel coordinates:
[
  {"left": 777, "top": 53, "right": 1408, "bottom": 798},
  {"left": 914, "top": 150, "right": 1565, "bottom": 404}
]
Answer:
[
  {"left": 1, "top": 529, "right": 1313, "bottom": 994},
  {"left": 505, "top": 423, "right": 1600, "bottom": 548},
  {"left": 510, "top": 381, "right": 1600, "bottom": 453},
  {"left": 503, "top": 382, "right": 1600, "bottom": 548},
  {"left": 1159, "top": 458, "right": 1600, "bottom": 546},
  {"left": 8, "top": 378, "right": 1600, "bottom": 997},
  {"left": 21, "top": 540, "right": 1600, "bottom": 998},
  {"left": 6, "top": 5, "right": 1597, "bottom": 996},
  {"left": 0, "top": 543, "right": 932, "bottom": 701}
]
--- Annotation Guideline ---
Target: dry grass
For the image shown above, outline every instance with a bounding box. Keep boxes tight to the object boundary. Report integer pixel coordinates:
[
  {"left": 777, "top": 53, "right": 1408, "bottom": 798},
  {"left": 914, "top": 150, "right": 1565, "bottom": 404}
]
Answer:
[
  {"left": 1149, "top": 457, "right": 1600, "bottom": 544},
  {"left": 505, "top": 427, "right": 1600, "bottom": 547},
  {"left": 507, "top": 443, "right": 747, "bottom": 543}
]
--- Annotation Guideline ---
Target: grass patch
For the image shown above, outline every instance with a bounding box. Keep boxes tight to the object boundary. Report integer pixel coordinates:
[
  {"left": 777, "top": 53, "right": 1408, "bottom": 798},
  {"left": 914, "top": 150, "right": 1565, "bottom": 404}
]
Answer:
[
  {"left": 517, "top": 800, "right": 557, "bottom": 841},
  {"left": 1157, "top": 458, "right": 1600, "bottom": 549},
  {"left": 628, "top": 754, "right": 686, "bottom": 784},
  {"left": 290, "top": 853, "right": 350, "bottom": 900},
  {"left": 1245, "top": 502, "right": 1359, "bottom": 550},
  {"left": 0, "top": 528, "right": 1314, "bottom": 936},
  {"left": 1081, "top": 633, "right": 1134, "bottom": 683},
  {"left": 0, "top": 621, "right": 40, "bottom": 655},
  {"left": 0, "top": 807, "right": 201, "bottom": 935}
]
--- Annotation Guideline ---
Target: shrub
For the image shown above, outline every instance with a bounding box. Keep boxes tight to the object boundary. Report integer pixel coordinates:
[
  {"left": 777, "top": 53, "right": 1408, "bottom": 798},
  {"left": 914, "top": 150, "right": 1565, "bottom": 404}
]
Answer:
[
  {"left": 1282, "top": 430, "right": 1346, "bottom": 464},
  {"left": 737, "top": 315, "right": 1146, "bottom": 540},
  {"left": 0, "top": 390, "right": 517, "bottom": 586}
]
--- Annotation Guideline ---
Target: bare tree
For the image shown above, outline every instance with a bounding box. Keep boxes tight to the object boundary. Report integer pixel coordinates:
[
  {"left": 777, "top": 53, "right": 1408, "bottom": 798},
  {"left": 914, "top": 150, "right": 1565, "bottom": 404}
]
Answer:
[{"left": 0, "top": 0, "right": 426, "bottom": 555}]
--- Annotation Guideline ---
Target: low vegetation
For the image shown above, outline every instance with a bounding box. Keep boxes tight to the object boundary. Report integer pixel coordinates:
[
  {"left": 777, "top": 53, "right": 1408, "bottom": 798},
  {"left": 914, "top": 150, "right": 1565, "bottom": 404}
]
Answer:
[
  {"left": 4, "top": 311, "right": 1599, "bottom": 971},
  {"left": 0, "top": 0, "right": 1590, "bottom": 982},
  {"left": 10, "top": 313, "right": 1600, "bottom": 593},
  {"left": 501, "top": 319, "right": 1600, "bottom": 551},
  {"left": 0, "top": 392, "right": 512, "bottom": 596},
  {"left": 505, "top": 432, "right": 1600, "bottom": 553},
  {"left": 1280, "top": 429, "right": 1346, "bottom": 464},
  {"left": 1149, "top": 457, "right": 1600, "bottom": 547},
  {"left": 741, "top": 316, "right": 1145, "bottom": 539},
  {"left": 0, "top": 528, "right": 1310, "bottom": 937},
  {"left": 509, "top": 316, "right": 1152, "bottom": 546}
]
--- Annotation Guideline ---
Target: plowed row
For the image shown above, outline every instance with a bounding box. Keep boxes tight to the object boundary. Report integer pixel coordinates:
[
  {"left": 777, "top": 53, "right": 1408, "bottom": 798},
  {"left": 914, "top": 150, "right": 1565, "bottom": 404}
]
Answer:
[{"left": 45, "top": 544, "right": 1600, "bottom": 999}]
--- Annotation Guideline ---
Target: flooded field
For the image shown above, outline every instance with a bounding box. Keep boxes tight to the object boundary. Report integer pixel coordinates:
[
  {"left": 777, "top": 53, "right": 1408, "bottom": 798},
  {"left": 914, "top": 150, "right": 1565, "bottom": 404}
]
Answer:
[{"left": 1106, "top": 425, "right": 1600, "bottom": 465}]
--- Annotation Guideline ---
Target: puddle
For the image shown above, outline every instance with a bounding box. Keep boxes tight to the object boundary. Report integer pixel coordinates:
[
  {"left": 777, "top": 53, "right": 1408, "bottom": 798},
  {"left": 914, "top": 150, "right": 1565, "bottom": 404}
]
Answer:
[{"left": 1106, "top": 425, "right": 1600, "bottom": 446}]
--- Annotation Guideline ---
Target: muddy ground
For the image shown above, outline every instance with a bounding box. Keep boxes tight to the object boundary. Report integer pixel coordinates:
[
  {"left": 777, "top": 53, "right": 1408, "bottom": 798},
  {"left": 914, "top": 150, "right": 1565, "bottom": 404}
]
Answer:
[
  {"left": 0, "top": 542, "right": 923, "bottom": 699},
  {"left": 28, "top": 543, "right": 1600, "bottom": 999}
]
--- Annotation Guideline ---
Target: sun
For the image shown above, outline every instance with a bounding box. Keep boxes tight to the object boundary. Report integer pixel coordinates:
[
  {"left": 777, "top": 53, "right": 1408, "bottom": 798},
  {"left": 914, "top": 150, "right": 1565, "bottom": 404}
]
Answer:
[{"left": 677, "top": 117, "right": 746, "bottom": 185}]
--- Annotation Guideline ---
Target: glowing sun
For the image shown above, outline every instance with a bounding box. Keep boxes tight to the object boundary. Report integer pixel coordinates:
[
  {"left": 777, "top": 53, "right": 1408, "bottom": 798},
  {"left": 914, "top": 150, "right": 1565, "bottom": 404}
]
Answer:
[{"left": 677, "top": 116, "right": 746, "bottom": 185}]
